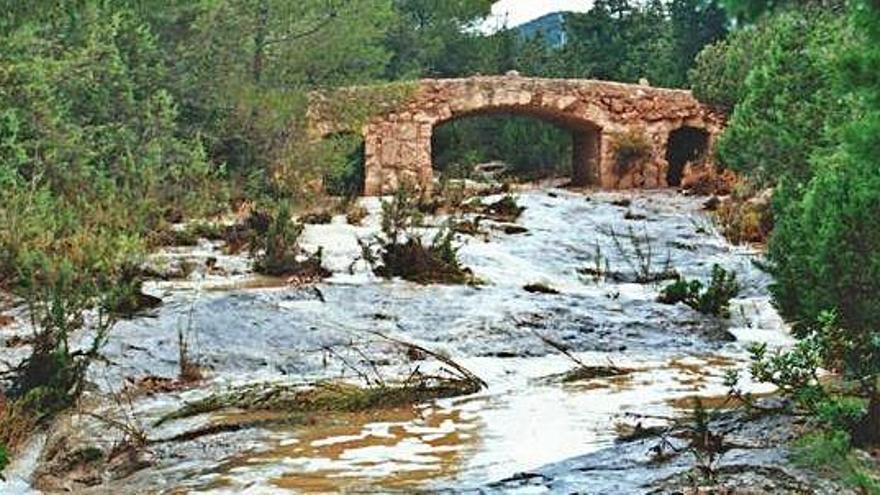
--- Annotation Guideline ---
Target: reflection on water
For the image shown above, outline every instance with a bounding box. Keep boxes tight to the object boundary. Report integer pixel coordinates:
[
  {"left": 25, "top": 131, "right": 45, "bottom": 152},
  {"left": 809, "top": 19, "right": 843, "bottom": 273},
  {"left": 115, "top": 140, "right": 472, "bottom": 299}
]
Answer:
[
  {"left": 205, "top": 405, "right": 480, "bottom": 493},
  {"left": 190, "top": 352, "right": 776, "bottom": 493}
]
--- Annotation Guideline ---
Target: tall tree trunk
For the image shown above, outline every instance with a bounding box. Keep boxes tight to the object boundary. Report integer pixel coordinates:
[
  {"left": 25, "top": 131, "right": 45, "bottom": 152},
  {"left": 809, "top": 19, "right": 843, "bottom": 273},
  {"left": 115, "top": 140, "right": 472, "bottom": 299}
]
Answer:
[
  {"left": 252, "top": 0, "right": 269, "bottom": 84},
  {"left": 854, "top": 389, "right": 880, "bottom": 447}
]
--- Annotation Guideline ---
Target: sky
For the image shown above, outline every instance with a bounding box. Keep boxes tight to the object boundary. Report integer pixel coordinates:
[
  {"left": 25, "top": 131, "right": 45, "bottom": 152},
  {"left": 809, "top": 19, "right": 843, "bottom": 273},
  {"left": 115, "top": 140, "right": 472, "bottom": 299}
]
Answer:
[{"left": 484, "top": 0, "right": 595, "bottom": 30}]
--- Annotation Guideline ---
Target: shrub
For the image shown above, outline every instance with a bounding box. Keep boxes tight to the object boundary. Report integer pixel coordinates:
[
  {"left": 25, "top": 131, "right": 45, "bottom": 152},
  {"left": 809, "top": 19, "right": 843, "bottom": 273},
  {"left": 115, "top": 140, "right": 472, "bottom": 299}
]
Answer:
[
  {"left": 658, "top": 278, "right": 703, "bottom": 306},
  {"left": 300, "top": 210, "right": 333, "bottom": 225},
  {"left": 721, "top": 0, "right": 880, "bottom": 450},
  {"left": 322, "top": 133, "right": 365, "bottom": 198},
  {"left": 604, "top": 226, "right": 678, "bottom": 284},
  {"left": 7, "top": 255, "right": 136, "bottom": 409},
  {"left": 483, "top": 194, "right": 525, "bottom": 222},
  {"left": 714, "top": 192, "right": 774, "bottom": 245},
  {"left": 689, "top": 19, "right": 777, "bottom": 109},
  {"left": 0, "top": 442, "right": 8, "bottom": 479},
  {"left": 792, "top": 430, "right": 880, "bottom": 493},
  {"left": 698, "top": 264, "right": 741, "bottom": 317},
  {"left": 250, "top": 202, "right": 329, "bottom": 280},
  {"left": 611, "top": 130, "right": 652, "bottom": 175},
  {"left": 345, "top": 204, "right": 369, "bottom": 226},
  {"left": 360, "top": 188, "right": 473, "bottom": 285},
  {"left": 658, "top": 264, "right": 740, "bottom": 317}
]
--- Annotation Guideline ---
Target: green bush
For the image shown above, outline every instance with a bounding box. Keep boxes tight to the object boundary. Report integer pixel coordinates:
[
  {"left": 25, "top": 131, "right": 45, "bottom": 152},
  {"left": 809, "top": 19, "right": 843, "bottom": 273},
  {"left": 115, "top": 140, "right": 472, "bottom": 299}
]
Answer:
[
  {"left": 769, "top": 152, "right": 880, "bottom": 341},
  {"left": 719, "top": 0, "right": 880, "bottom": 449},
  {"left": 250, "top": 203, "right": 329, "bottom": 279},
  {"left": 0, "top": 442, "right": 7, "bottom": 479},
  {"left": 658, "top": 265, "right": 740, "bottom": 317},
  {"left": 689, "top": 13, "right": 779, "bottom": 109},
  {"left": 766, "top": 151, "right": 880, "bottom": 438},
  {"left": 611, "top": 130, "right": 653, "bottom": 176},
  {"left": 658, "top": 278, "right": 703, "bottom": 306},
  {"left": 322, "top": 133, "right": 365, "bottom": 197},
  {"left": 711, "top": 10, "right": 856, "bottom": 186},
  {"left": 361, "top": 188, "right": 473, "bottom": 285},
  {"left": 432, "top": 116, "right": 573, "bottom": 182},
  {"left": 792, "top": 430, "right": 880, "bottom": 493}
]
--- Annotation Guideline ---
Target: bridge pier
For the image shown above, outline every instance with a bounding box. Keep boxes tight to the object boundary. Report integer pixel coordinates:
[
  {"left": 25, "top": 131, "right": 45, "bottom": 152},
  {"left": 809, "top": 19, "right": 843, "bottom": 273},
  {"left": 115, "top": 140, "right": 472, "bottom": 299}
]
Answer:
[
  {"left": 571, "top": 129, "right": 601, "bottom": 187},
  {"left": 363, "top": 121, "right": 434, "bottom": 196}
]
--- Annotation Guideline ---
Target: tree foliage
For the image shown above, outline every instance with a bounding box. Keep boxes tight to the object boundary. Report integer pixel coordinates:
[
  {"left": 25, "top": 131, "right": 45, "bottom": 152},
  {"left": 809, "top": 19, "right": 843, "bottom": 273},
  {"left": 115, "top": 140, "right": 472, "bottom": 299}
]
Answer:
[
  {"left": 713, "top": 10, "right": 856, "bottom": 186},
  {"left": 704, "top": 0, "right": 880, "bottom": 446},
  {"left": 431, "top": 0, "right": 729, "bottom": 182}
]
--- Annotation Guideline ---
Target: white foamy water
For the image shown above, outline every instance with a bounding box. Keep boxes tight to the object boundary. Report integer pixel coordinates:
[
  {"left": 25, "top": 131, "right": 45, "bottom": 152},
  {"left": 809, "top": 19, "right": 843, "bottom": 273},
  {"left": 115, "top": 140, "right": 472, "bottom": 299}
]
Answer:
[{"left": 0, "top": 187, "right": 792, "bottom": 494}]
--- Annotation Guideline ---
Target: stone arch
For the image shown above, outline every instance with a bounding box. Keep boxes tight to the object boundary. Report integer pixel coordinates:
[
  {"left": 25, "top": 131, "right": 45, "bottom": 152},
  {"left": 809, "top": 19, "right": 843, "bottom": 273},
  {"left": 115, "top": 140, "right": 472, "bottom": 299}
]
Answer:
[
  {"left": 665, "top": 126, "right": 711, "bottom": 187},
  {"left": 309, "top": 77, "right": 726, "bottom": 195}
]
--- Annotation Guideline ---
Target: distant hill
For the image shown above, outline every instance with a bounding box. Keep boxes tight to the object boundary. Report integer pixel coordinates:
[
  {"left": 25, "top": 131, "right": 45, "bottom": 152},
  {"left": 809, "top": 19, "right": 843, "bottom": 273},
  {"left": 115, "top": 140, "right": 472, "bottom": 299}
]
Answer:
[{"left": 515, "top": 12, "right": 566, "bottom": 48}]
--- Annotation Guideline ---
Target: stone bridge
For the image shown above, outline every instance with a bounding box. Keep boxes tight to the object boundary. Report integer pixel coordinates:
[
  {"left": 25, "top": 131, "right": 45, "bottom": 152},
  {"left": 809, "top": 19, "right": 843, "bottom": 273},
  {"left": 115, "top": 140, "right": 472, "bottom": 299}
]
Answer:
[{"left": 309, "top": 75, "right": 724, "bottom": 196}]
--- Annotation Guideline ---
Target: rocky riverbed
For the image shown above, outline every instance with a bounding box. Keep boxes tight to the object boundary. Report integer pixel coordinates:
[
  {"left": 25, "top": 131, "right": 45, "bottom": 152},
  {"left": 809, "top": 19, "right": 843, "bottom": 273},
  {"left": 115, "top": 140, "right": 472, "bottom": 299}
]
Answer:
[{"left": 0, "top": 187, "right": 845, "bottom": 494}]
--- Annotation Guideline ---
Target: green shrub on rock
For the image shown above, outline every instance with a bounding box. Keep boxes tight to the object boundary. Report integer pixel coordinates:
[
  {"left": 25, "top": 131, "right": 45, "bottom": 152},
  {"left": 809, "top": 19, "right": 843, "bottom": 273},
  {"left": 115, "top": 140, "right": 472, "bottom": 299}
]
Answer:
[
  {"left": 658, "top": 265, "right": 740, "bottom": 318},
  {"left": 0, "top": 442, "right": 8, "bottom": 479},
  {"left": 250, "top": 203, "right": 330, "bottom": 281},
  {"left": 611, "top": 130, "right": 653, "bottom": 176},
  {"left": 658, "top": 278, "right": 703, "bottom": 306},
  {"left": 360, "top": 188, "right": 474, "bottom": 285}
]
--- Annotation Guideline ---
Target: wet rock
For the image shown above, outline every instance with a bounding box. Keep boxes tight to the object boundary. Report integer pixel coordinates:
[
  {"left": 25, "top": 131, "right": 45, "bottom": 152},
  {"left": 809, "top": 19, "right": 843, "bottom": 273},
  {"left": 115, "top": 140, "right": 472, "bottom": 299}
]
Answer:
[
  {"left": 540, "top": 365, "right": 633, "bottom": 384},
  {"left": 577, "top": 266, "right": 680, "bottom": 284},
  {"left": 0, "top": 314, "right": 14, "bottom": 327},
  {"left": 472, "top": 161, "right": 510, "bottom": 181},
  {"left": 4, "top": 334, "right": 33, "bottom": 348},
  {"left": 34, "top": 445, "right": 105, "bottom": 491},
  {"left": 483, "top": 195, "right": 525, "bottom": 222},
  {"left": 615, "top": 422, "right": 668, "bottom": 443},
  {"left": 105, "top": 445, "right": 154, "bottom": 483},
  {"left": 703, "top": 196, "right": 722, "bottom": 211},
  {"left": 484, "top": 350, "right": 522, "bottom": 358},
  {"left": 301, "top": 210, "right": 333, "bottom": 225},
  {"left": 155, "top": 376, "right": 485, "bottom": 430},
  {"left": 140, "top": 259, "right": 197, "bottom": 281},
  {"left": 406, "top": 346, "right": 427, "bottom": 361},
  {"left": 669, "top": 240, "right": 698, "bottom": 252},
  {"left": 624, "top": 210, "right": 648, "bottom": 221},
  {"left": 452, "top": 218, "right": 486, "bottom": 237},
  {"left": 33, "top": 189, "right": 790, "bottom": 492},
  {"left": 523, "top": 283, "right": 561, "bottom": 295},
  {"left": 481, "top": 409, "right": 848, "bottom": 495},
  {"left": 125, "top": 375, "right": 194, "bottom": 397},
  {"left": 610, "top": 198, "right": 632, "bottom": 208},
  {"left": 112, "top": 291, "right": 163, "bottom": 317},
  {"left": 498, "top": 224, "right": 529, "bottom": 235}
]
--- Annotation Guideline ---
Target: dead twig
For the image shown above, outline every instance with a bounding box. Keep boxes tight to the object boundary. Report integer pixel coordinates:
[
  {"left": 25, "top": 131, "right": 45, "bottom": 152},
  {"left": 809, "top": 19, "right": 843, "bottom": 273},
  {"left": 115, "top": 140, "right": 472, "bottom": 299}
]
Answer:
[{"left": 372, "top": 326, "right": 487, "bottom": 389}]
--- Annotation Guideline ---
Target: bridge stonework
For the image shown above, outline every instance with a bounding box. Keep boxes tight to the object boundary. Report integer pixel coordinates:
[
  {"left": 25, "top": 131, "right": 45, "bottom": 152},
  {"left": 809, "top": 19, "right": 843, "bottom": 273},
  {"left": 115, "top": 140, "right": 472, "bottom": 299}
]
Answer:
[{"left": 309, "top": 76, "right": 725, "bottom": 196}]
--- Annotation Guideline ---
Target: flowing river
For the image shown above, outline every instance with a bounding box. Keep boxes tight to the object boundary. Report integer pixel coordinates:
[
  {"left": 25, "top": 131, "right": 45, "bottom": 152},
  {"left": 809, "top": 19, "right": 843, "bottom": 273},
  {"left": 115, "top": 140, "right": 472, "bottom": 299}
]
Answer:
[{"left": 0, "top": 186, "right": 793, "bottom": 494}]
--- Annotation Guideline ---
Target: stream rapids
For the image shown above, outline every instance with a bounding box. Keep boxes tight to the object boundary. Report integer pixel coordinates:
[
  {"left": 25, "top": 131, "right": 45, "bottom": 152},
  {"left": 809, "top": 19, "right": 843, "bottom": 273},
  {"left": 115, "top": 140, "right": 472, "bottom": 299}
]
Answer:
[{"left": 0, "top": 187, "right": 794, "bottom": 494}]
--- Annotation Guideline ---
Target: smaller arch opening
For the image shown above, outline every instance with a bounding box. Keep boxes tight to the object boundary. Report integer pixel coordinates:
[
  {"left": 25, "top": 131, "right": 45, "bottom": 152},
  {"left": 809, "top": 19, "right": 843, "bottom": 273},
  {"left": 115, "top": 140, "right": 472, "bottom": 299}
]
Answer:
[{"left": 665, "top": 127, "right": 710, "bottom": 187}]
